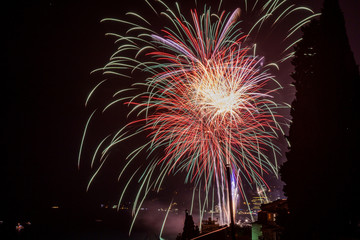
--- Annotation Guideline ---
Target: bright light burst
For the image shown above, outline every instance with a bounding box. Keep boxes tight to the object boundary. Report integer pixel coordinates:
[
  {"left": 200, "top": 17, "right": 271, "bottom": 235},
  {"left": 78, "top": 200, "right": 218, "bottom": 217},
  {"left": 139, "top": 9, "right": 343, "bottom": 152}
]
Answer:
[{"left": 80, "top": 0, "right": 318, "bottom": 234}]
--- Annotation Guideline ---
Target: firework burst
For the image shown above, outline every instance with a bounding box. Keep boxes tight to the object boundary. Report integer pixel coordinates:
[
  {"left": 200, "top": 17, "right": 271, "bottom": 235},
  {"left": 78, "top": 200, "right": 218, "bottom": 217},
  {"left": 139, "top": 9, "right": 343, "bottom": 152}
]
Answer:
[{"left": 80, "top": 0, "right": 318, "bottom": 235}]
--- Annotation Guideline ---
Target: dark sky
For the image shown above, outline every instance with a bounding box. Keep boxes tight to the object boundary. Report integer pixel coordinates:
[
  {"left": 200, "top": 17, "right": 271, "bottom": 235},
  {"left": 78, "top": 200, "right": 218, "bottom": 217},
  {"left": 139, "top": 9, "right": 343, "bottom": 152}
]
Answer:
[{"left": 2, "top": 0, "right": 360, "bottom": 220}]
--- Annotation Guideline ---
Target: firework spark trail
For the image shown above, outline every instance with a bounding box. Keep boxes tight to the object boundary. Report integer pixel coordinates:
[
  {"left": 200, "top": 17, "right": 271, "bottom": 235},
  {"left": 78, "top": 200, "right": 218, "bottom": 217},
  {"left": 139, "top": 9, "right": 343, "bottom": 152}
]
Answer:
[{"left": 81, "top": 0, "right": 318, "bottom": 234}]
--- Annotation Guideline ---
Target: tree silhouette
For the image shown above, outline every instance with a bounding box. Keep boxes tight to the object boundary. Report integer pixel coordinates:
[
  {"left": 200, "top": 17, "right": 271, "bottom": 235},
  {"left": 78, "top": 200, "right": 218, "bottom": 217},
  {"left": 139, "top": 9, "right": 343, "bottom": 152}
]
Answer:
[
  {"left": 280, "top": 0, "right": 360, "bottom": 239},
  {"left": 177, "top": 210, "right": 199, "bottom": 240}
]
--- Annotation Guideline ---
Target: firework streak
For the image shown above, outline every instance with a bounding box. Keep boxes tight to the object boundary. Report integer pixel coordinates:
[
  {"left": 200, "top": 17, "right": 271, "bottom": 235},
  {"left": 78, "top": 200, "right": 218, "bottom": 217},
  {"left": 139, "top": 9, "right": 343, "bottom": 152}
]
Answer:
[{"left": 80, "top": 0, "right": 318, "bottom": 235}]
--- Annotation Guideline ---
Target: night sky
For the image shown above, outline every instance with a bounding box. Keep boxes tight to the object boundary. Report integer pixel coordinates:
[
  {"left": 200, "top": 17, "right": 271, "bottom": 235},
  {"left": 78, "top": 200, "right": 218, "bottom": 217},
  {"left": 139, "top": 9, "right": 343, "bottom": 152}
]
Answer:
[{"left": 2, "top": 0, "right": 360, "bottom": 236}]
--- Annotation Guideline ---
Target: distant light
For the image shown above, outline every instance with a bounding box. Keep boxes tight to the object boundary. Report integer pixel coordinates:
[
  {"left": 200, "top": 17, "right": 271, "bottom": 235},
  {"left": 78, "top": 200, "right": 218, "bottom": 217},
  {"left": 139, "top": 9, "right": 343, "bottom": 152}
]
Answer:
[
  {"left": 51, "top": 206, "right": 59, "bottom": 209},
  {"left": 16, "top": 223, "right": 24, "bottom": 232}
]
